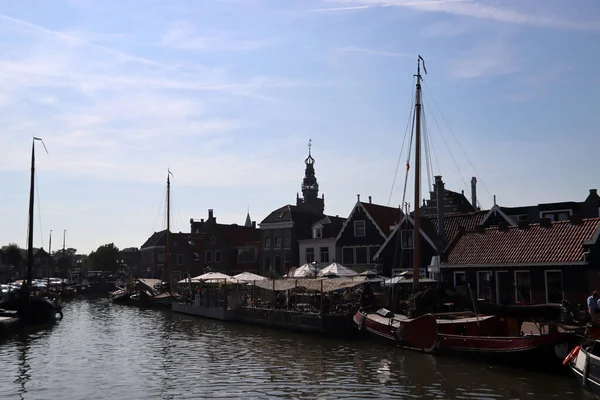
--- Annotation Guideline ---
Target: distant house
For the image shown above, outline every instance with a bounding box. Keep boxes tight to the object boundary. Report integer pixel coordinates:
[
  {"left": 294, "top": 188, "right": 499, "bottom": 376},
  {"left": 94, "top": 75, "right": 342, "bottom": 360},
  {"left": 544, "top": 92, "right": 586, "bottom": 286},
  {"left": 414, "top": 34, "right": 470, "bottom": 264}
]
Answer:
[
  {"left": 335, "top": 196, "right": 402, "bottom": 272},
  {"left": 441, "top": 216, "right": 600, "bottom": 305},
  {"left": 190, "top": 209, "right": 260, "bottom": 276},
  {"left": 33, "top": 248, "right": 51, "bottom": 279},
  {"left": 0, "top": 249, "right": 9, "bottom": 282},
  {"left": 298, "top": 215, "right": 346, "bottom": 266},
  {"left": 499, "top": 188, "right": 600, "bottom": 223},
  {"left": 118, "top": 247, "right": 141, "bottom": 275},
  {"left": 140, "top": 231, "right": 206, "bottom": 281}
]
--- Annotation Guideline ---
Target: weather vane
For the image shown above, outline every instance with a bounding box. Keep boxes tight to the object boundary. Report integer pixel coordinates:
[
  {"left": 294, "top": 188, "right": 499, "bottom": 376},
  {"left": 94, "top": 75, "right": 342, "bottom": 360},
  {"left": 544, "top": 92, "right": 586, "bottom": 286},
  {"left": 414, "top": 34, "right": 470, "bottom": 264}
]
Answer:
[{"left": 308, "top": 139, "right": 312, "bottom": 155}]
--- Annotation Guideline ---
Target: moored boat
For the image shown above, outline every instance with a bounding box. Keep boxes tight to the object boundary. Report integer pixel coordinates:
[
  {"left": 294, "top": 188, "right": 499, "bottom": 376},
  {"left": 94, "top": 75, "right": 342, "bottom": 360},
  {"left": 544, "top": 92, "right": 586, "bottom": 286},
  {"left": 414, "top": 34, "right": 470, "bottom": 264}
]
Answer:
[
  {"left": 565, "top": 324, "right": 600, "bottom": 397},
  {"left": 354, "top": 308, "right": 438, "bottom": 352}
]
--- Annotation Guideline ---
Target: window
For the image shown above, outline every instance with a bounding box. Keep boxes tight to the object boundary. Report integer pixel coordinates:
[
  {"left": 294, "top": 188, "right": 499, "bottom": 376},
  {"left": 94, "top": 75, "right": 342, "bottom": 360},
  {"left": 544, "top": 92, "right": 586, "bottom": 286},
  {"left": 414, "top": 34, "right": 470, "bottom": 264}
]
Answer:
[
  {"left": 515, "top": 270, "right": 532, "bottom": 304},
  {"left": 177, "top": 254, "right": 184, "bottom": 266},
  {"left": 320, "top": 247, "right": 329, "bottom": 263},
  {"left": 193, "top": 252, "right": 200, "bottom": 261},
  {"left": 517, "top": 215, "right": 528, "bottom": 222},
  {"left": 477, "top": 271, "right": 492, "bottom": 301},
  {"left": 274, "top": 235, "right": 282, "bottom": 249},
  {"left": 354, "top": 220, "right": 366, "bottom": 237},
  {"left": 401, "top": 230, "right": 414, "bottom": 249},
  {"left": 238, "top": 248, "right": 255, "bottom": 262},
  {"left": 453, "top": 271, "right": 466, "bottom": 287},
  {"left": 284, "top": 230, "right": 291, "bottom": 249},
  {"left": 215, "top": 251, "right": 221, "bottom": 263},
  {"left": 306, "top": 247, "right": 315, "bottom": 263},
  {"left": 542, "top": 211, "right": 570, "bottom": 221},
  {"left": 205, "top": 251, "right": 212, "bottom": 263},
  {"left": 343, "top": 248, "right": 354, "bottom": 265},
  {"left": 313, "top": 227, "right": 322, "bottom": 239},
  {"left": 545, "top": 270, "right": 563, "bottom": 304},
  {"left": 356, "top": 247, "right": 368, "bottom": 264},
  {"left": 263, "top": 235, "right": 271, "bottom": 250},
  {"left": 211, "top": 236, "right": 216, "bottom": 244}
]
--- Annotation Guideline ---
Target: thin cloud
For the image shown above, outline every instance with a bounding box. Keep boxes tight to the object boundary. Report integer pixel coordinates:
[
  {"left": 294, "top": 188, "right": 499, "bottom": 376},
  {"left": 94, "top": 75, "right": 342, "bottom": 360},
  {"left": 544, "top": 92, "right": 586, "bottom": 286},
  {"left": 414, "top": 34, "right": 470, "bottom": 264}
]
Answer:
[
  {"left": 310, "top": 0, "right": 469, "bottom": 12},
  {"left": 338, "top": 47, "right": 414, "bottom": 58}
]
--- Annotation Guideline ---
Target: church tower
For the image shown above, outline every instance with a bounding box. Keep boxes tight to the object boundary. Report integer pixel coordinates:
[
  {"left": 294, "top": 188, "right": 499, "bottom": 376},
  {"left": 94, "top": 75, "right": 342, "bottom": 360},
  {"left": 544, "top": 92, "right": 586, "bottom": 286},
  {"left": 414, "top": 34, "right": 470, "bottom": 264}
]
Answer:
[{"left": 296, "top": 139, "right": 325, "bottom": 214}]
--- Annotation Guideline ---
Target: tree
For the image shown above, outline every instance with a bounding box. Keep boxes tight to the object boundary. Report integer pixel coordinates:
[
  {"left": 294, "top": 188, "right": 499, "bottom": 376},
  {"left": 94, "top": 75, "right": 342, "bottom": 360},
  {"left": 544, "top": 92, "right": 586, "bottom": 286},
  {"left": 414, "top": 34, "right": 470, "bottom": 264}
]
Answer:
[
  {"left": 3, "top": 243, "right": 23, "bottom": 277},
  {"left": 88, "top": 243, "right": 120, "bottom": 272}
]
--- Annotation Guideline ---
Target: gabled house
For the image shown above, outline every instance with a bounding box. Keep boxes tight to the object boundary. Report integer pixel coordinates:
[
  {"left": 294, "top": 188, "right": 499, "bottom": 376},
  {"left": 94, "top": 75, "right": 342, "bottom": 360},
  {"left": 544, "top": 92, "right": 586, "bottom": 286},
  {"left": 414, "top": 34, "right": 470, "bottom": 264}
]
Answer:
[
  {"left": 441, "top": 216, "right": 600, "bottom": 305},
  {"left": 372, "top": 175, "right": 515, "bottom": 278},
  {"left": 298, "top": 215, "right": 346, "bottom": 266},
  {"left": 189, "top": 209, "right": 260, "bottom": 276},
  {"left": 335, "top": 196, "right": 402, "bottom": 271},
  {"left": 140, "top": 230, "right": 205, "bottom": 280},
  {"left": 33, "top": 248, "right": 51, "bottom": 279}
]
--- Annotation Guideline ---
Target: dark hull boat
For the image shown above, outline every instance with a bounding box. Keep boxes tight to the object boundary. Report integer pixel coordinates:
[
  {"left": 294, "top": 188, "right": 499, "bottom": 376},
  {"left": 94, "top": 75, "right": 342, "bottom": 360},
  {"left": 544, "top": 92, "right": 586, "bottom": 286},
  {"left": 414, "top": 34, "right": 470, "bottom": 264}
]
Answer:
[
  {"left": 565, "top": 325, "right": 600, "bottom": 398},
  {"left": 353, "top": 309, "right": 438, "bottom": 352},
  {"left": 109, "top": 288, "right": 132, "bottom": 303},
  {"left": 435, "top": 313, "right": 576, "bottom": 371}
]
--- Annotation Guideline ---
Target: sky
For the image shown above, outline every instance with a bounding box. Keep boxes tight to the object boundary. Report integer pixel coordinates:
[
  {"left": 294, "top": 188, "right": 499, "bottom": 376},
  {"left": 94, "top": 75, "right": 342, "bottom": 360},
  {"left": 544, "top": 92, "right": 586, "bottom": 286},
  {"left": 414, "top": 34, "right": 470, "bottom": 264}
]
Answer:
[{"left": 0, "top": 0, "right": 599, "bottom": 255}]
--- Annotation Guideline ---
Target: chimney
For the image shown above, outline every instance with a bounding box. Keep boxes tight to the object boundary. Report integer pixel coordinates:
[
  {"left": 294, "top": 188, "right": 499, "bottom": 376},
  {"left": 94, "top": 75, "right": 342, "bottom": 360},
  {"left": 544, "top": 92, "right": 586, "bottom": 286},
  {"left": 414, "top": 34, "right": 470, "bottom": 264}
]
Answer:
[
  {"left": 368, "top": 196, "right": 372, "bottom": 204},
  {"left": 518, "top": 220, "right": 529, "bottom": 229},
  {"left": 208, "top": 209, "right": 214, "bottom": 220},
  {"left": 252, "top": 221, "right": 256, "bottom": 229},
  {"left": 357, "top": 194, "right": 360, "bottom": 202},
  {"left": 498, "top": 221, "right": 509, "bottom": 232},
  {"left": 201, "top": 219, "right": 204, "bottom": 223},
  {"left": 471, "top": 177, "right": 477, "bottom": 209},
  {"left": 475, "top": 225, "right": 485, "bottom": 234},
  {"left": 570, "top": 214, "right": 582, "bottom": 225},
  {"left": 435, "top": 175, "right": 445, "bottom": 240},
  {"left": 540, "top": 217, "right": 552, "bottom": 228}
]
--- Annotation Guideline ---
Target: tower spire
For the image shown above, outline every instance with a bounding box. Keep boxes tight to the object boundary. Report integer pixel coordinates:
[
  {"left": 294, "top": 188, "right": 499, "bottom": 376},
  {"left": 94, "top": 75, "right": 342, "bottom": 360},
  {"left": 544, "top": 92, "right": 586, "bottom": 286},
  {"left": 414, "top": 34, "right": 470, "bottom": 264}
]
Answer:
[{"left": 297, "top": 139, "right": 324, "bottom": 214}]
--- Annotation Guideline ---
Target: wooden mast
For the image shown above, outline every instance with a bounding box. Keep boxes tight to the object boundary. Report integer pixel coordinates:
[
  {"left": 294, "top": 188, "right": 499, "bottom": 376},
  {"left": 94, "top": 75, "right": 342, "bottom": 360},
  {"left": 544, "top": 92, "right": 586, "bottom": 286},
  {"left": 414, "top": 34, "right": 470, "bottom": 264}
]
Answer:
[
  {"left": 412, "top": 56, "right": 426, "bottom": 292},
  {"left": 166, "top": 170, "right": 172, "bottom": 293},
  {"left": 26, "top": 139, "right": 35, "bottom": 294},
  {"left": 47, "top": 230, "right": 52, "bottom": 289}
]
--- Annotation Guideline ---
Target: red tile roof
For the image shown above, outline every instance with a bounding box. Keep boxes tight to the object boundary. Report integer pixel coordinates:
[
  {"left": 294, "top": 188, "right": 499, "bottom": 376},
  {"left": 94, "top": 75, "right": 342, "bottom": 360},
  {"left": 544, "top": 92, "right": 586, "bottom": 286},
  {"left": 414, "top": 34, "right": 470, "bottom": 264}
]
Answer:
[
  {"left": 361, "top": 202, "right": 403, "bottom": 235},
  {"left": 446, "top": 217, "right": 600, "bottom": 265},
  {"left": 429, "top": 210, "right": 489, "bottom": 241}
]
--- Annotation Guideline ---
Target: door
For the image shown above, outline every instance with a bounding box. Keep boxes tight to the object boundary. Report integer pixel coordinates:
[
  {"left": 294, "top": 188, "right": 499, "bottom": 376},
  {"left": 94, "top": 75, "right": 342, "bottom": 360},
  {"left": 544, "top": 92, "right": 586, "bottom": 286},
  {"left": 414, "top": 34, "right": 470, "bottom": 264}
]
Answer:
[{"left": 496, "top": 270, "right": 511, "bottom": 305}]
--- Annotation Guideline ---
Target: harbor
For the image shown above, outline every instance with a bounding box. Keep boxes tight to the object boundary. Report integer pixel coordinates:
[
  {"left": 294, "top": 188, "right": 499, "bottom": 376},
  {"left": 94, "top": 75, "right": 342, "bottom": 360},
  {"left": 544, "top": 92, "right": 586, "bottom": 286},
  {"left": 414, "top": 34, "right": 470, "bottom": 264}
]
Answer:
[{"left": 0, "top": 297, "right": 585, "bottom": 399}]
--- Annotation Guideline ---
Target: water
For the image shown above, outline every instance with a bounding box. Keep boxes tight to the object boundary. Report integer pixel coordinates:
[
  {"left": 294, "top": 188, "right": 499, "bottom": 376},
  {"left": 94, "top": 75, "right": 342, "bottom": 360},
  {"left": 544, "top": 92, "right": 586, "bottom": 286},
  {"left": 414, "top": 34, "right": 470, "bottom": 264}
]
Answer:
[{"left": 0, "top": 298, "right": 585, "bottom": 399}]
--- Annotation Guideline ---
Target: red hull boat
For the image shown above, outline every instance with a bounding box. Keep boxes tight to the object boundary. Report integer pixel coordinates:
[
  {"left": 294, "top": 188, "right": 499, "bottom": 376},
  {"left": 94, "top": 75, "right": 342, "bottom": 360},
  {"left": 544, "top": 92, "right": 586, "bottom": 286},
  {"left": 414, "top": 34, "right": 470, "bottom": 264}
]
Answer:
[
  {"left": 353, "top": 309, "right": 438, "bottom": 353},
  {"left": 435, "top": 314, "right": 576, "bottom": 370}
]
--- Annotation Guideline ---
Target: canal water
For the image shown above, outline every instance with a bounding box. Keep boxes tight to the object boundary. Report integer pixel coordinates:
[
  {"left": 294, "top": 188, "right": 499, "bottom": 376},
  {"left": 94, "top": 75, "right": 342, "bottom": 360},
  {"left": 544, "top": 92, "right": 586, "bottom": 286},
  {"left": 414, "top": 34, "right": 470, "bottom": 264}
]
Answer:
[{"left": 0, "top": 298, "right": 584, "bottom": 399}]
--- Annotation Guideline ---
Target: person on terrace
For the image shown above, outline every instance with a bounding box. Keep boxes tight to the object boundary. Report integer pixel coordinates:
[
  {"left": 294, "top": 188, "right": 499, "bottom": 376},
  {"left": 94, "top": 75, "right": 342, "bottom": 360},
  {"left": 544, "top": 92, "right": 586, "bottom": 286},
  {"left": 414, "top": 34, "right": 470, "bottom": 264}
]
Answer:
[{"left": 587, "top": 291, "right": 600, "bottom": 323}]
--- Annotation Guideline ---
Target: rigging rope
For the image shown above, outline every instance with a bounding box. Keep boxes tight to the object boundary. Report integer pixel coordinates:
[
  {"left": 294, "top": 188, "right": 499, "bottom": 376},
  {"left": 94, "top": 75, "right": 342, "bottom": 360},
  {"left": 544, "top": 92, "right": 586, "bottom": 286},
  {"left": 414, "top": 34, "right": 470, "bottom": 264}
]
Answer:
[
  {"left": 153, "top": 184, "right": 167, "bottom": 233},
  {"left": 423, "top": 82, "right": 494, "bottom": 206},
  {"left": 388, "top": 76, "right": 416, "bottom": 206},
  {"left": 423, "top": 97, "right": 470, "bottom": 201},
  {"left": 422, "top": 107, "right": 433, "bottom": 193}
]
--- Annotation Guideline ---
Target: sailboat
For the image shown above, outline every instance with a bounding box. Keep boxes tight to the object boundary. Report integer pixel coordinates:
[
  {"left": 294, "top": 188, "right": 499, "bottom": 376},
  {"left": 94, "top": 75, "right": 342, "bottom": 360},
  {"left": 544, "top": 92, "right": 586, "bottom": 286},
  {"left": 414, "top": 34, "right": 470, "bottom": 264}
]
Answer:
[
  {"left": 0, "top": 137, "right": 62, "bottom": 325},
  {"left": 121, "top": 170, "right": 181, "bottom": 307},
  {"left": 352, "top": 56, "right": 438, "bottom": 353}
]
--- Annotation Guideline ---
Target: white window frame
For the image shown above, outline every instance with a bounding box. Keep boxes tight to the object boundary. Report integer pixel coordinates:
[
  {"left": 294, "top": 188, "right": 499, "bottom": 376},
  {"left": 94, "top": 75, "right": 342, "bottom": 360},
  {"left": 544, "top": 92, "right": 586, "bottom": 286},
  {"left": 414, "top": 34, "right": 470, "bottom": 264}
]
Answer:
[
  {"left": 476, "top": 270, "right": 492, "bottom": 300},
  {"left": 354, "top": 220, "right": 366, "bottom": 237},
  {"left": 495, "top": 270, "right": 508, "bottom": 304},
  {"left": 514, "top": 270, "right": 532, "bottom": 304},
  {"left": 453, "top": 271, "right": 466, "bottom": 287},
  {"left": 545, "top": 269, "right": 563, "bottom": 305},
  {"left": 320, "top": 247, "right": 329, "bottom": 263},
  {"left": 306, "top": 247, "right": 315, "bottom": 263},
  {"left": 263, "top": 235, "right": 271, "bottom": 250},
  {"left": 401, "top": 230, "right": 414, "bottom": 249},
  {"left": 540, "top": 209, "right": 572, "bottom": 221}
]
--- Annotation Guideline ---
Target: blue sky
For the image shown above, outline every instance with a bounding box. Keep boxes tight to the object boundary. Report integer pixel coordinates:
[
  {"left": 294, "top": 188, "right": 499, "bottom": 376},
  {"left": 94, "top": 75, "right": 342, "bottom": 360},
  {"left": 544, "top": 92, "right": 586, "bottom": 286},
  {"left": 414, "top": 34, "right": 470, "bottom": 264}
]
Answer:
[{"left": 0, "top": 0, "right": 599, "bottom": 254}]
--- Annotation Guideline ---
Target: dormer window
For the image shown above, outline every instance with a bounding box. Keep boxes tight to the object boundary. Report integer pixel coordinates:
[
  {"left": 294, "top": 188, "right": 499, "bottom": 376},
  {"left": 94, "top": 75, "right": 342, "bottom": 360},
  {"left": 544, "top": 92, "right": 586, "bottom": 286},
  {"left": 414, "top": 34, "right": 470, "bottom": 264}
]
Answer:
[
  {"left": 541, "top": 210, "right": 571, "bottom": 221},
  {"left": 313, "top": 227, "right": 323, "bottom": 239},
  {"left": 354, "top": 220, "right": 366, "bottom": 237}
]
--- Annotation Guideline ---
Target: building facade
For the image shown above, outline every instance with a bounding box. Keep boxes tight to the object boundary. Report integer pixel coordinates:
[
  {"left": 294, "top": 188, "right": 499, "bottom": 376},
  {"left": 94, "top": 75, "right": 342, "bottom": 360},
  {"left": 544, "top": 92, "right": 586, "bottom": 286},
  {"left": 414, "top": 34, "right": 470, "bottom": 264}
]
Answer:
[{"left": 298, "top": 215, "right": 346, "bottom": 266}]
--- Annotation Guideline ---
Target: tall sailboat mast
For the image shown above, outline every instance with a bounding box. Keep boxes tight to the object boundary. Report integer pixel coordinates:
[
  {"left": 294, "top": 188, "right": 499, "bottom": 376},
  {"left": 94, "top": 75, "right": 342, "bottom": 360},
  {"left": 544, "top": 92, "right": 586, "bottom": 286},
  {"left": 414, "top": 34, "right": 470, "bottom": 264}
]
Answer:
[
  {"left": 48, "top": 230, "right": 52, "bottom": 288},
  {"left": 165, "top": 169, "right": 172, "bottom": 292},
  {"left": 26, "top": 140, "right": 36, "bottom": 292},
  {"left": 413, "top": 55, "right": 427, "bottom": 292}
]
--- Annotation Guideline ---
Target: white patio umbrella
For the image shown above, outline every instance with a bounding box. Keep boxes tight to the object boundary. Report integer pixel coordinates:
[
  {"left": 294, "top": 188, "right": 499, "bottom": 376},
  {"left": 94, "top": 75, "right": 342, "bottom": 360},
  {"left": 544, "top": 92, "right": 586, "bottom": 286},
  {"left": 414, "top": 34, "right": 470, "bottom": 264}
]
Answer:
[
  {"left": 289, "top": 263, "right": 319, "bottom": 278},
  {"left": 189, "top": 272, "right": 240, "bottom": 284},
  {"left": 233, "top": 272, "right": 268, "bottom": 282},
  {"left": 317, "top": 262, "right": 358, "bottom": 277}
]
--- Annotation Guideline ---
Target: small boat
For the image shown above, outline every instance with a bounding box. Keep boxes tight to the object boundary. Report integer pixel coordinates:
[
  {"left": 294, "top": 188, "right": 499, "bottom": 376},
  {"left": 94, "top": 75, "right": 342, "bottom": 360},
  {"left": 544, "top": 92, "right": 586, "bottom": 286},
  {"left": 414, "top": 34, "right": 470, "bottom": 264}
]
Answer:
[
  {"left": 354, "top": 308, "right": 438, "bottom": 352},
  {"left": 565, "top": 324, "right": 600, "bottom": 398},
  {"left": 109, "top": 288, "right": 131, "bottom": 303}
]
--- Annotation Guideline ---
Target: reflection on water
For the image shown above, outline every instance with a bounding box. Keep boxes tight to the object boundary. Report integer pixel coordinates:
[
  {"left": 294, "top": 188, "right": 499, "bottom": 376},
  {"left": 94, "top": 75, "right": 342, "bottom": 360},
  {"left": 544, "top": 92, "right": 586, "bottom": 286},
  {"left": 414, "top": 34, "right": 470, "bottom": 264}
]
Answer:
[{"left": 0, "top": 298, "right": 585, "bottom": 399}]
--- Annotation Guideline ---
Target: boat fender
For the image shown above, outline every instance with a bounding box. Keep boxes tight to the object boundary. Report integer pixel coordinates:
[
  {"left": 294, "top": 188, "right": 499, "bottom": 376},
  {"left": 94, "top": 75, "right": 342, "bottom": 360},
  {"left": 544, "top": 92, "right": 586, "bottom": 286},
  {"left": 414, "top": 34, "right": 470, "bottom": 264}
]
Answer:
[
  {"left": 562, "top": 345, "right": 580, "bottom": 366},
  {"left": 357, "top": 313, "right": 366, "bottom": 332}
]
